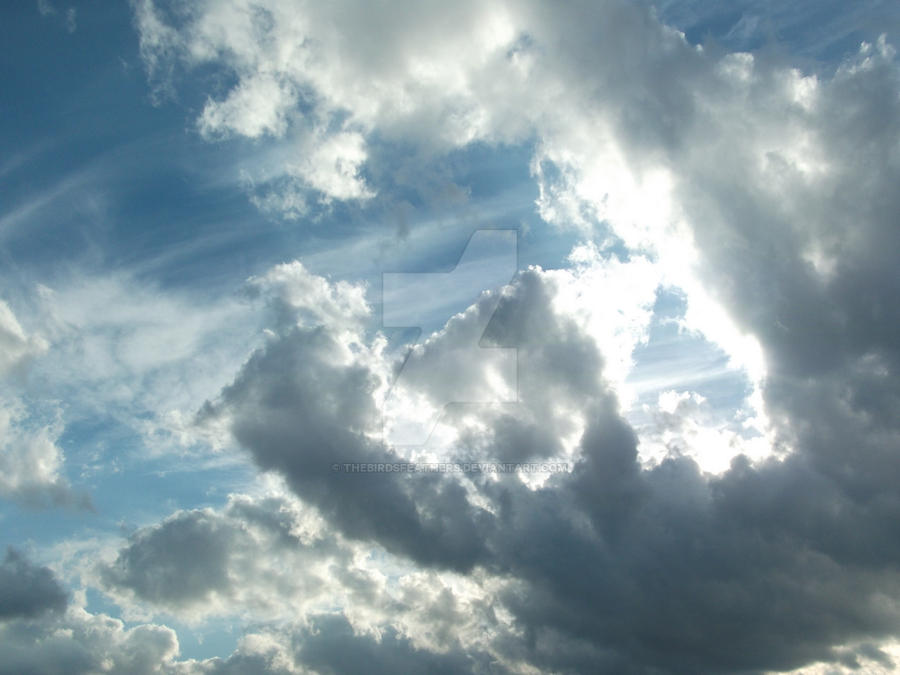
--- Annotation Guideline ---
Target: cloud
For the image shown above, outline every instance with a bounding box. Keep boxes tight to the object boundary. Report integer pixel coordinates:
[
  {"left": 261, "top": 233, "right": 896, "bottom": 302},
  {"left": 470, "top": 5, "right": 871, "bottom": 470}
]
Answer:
[
  {"left": 0, "top": 548, "right": 67, "bottom": 620},
  {"left": 0, "top": 397, "right": 86, "bottom": 508},
  {"left": 105, "top": 1, "right": 900, "bottom": 672},
  {"left": 650, "top": 0, "right": 896, "bottom": 61},
  {"left": 634, "top": 389, "right": 773, "bottom": 473},
  {"left": 179, "top": 248, "right": 900, "bottom": 672},
  {"left": 132, "top": 0, "right": 527, "bottom": 214},
  {"left": 0, "top": 270, "right": 264, "bottom": 507},
  {"left": 100, "top": 509, "right": 236, "bottom": 611},
  {"left": 201, "top": 263, "right": 491, "bottom": 572},
  {"left": 36, "top": 0, "right": 76, "bottom": 33},
  {"left": 3, "top": 0, "right": 899, "bottom": 672},
  {"left": 98, "top": 493, "right": 345, "bottom": 620},
  {"left": 12, "top": 273, "right": 262, "bottom": 459},
  {"left": 178, "top": 614, "right": 489, "bottom": 675},
  {"left": 94, "top": 490, "right": 508, "bottom": 671},
  {"left": 0, "top": 299, "right": 46, "bottom": 377},
  {"left": 0, "top": 550, "right": 183, "bottom": 674},
  {"left": 0, "top": 301, "right": 87, "bottom": 509},
  {"left": 288, "top": 613, "right": 480, "bottom": 675},
  {"left": 0, "top": 607, "right": 181, "bottom": 675},
  {"left": 198, "top": 74, "right": 296, "bottom": 140}
]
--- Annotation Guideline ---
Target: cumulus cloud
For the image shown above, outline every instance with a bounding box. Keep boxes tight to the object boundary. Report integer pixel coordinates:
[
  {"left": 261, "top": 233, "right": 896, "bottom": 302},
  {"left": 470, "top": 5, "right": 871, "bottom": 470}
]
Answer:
[
  {"left": 94, "top": 490, "right": 511, "bottom": 671},
  {"left": 198, "top": 74, "right": 296, "bottom": 140},
  {"left": 176, "top": 240, "right": 900, "bottom": 672},
  {"left": 0, "top": 606, "right": 182, "bottom": 675},
  {"left": 171, "top": 613, "right": 491, "bottom": 674},
  {"left": 634, "top": 389, "right": 773, "bottom": 473},
  {"left": 0, "top": 549, "right": 183, "bottom": 675},
  {"left": 99, "top": 493, "right": 345, "bottom": 620},
  {"left": 0, "top": 548, "right": 67, "bottom": 620},
  {"left": 65, "top": 0, "right": 900, "bottom": 672},
  {"left": 201, "top": 263, "right": 492, "bottom": 573},
  {"left": 0, "top": 398, "right": 85, "bottom": 508},
  {"left": 132, "top": 0, "right": 528, "bottom": 214}
]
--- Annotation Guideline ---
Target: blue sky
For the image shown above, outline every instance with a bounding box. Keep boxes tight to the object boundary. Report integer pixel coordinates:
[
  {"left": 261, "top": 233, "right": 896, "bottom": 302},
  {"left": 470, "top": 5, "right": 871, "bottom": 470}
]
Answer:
[{"left": 1, "top": 1, "right": 899, "bottom": 673}]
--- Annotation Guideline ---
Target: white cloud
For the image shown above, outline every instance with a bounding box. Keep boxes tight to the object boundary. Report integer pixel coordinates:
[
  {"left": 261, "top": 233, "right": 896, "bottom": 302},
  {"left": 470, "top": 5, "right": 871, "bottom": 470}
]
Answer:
[
  {"left": 0, "top": 301, "right": 79, "bottom": 508},
  {"left": 19, "top": 274, "right": 262, "bottom": 458},
  {"left": 133, "top": 0, "right": 531, "bottom": 211},
  {"left": 199, "top": 74, "right": 295, "bottom": 139},
  {"left": 129, "top": 0, "right": 788, "bottom": 409},
  {"left": 0, "top": 397, "right": 79, "bottom": 507},
  {"left": 0, "top": 299, "right": 46, "bottom": 376},
  {"left": 635, "top": 389, "right": 772, "bottom": 474},
  {"left": 247, "top": 260, "right": 370, "bottom": 334}
]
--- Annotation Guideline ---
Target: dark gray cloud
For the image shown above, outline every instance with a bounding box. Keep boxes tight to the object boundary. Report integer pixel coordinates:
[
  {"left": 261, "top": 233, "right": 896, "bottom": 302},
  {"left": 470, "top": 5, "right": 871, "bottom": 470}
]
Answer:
[
  {"left": 101, "top": 510, "right": 234, "bottom": 608},
  {"left": 484, "top": 451, "right": 900, "bottom": 673},
  {"left": 295, "top": 614, "right": 481, "bottom": 675},
  {"left": 183, "top": 613, "right": 493, "bottom": 675},
  {"left": 202, "top": 293, "right": 494, "bottom": 572},
  {"left": 196, "top": 255, "right": 900, "bottom": 673},
  {"left": 0, "top": 548, "right": 67, "bottom": 620}
]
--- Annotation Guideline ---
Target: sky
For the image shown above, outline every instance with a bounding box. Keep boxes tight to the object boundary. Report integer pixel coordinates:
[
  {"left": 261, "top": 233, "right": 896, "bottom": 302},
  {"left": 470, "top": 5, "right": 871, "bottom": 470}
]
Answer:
[{"left": 0, "top": 0, "right": 899, "bottom": 673}]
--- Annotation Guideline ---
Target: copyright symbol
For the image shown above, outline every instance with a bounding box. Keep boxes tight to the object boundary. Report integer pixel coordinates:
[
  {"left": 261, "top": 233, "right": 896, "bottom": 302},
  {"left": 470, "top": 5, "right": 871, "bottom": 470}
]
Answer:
[{"left": 331, "top": 463, "right": 340, "bottom": 472}]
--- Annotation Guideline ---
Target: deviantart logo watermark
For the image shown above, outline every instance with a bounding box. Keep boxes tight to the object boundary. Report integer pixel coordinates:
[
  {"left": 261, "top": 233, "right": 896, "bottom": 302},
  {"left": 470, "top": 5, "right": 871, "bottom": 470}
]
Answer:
[{"left": 382, "top": 229, "right": 518, "bottom": 445}]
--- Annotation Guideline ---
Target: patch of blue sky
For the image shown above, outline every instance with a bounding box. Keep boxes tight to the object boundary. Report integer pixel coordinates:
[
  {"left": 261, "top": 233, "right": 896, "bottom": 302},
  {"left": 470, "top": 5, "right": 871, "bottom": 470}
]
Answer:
[
  {"left": 651, "top": 0, "right": 899, "bottom": 69},
  {"left": 624, "top": 287, "right": 761, "bottom": 464},
  {"left": 0, "top": 410, "right": 254, "bottom": 553},
  {"left": 60, "top": 422, "right": 252, "bottom": 518}
]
